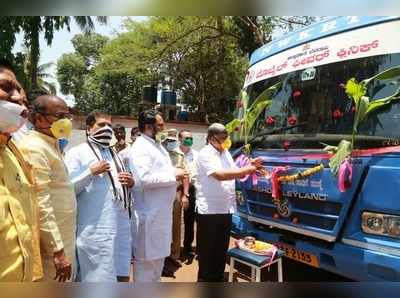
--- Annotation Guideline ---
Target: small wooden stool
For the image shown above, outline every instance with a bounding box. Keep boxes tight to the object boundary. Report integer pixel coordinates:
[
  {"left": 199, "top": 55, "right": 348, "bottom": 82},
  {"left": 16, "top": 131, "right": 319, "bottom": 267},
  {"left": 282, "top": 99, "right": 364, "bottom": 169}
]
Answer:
[{"left": 227, "top": 247, "right": 284, "bottom": 282}]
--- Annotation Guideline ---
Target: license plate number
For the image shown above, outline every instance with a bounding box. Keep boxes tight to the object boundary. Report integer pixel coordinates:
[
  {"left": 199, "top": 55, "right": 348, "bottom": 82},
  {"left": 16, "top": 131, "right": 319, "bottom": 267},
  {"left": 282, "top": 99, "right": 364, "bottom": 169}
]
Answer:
[{"left": 276, "top": 243, "right": 319, "bottom": 268}]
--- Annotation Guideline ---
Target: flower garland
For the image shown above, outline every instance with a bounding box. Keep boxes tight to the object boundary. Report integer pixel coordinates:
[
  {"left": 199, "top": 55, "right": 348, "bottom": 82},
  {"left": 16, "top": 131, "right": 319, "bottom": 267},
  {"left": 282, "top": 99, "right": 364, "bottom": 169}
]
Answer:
[
  {"left": 235, "top": 153, "right": 325, "bottom": 203},
  {"left": 278, "top": 164, "right": 324, "bottom": 183},
  {"left": 270, "top": 164, "right": 324, "bottom": 205}
]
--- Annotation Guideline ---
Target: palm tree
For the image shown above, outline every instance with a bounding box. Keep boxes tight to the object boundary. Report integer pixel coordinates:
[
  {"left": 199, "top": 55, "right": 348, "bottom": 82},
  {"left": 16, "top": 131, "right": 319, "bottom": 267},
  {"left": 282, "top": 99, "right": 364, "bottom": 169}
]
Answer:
[
  {"left": 36, "top": 62, "right": 57, "bottom": 94},
  {"left": 22, "top": 16, "right": 107, "bottom": 91}
]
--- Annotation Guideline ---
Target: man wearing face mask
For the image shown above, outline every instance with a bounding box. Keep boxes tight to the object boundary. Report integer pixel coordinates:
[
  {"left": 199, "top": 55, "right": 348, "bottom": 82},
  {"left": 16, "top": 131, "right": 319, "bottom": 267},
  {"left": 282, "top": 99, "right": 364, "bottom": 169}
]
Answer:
[
  {"left": 19, "top": 95, "right": 76, "bottom": 282},
  {"left": 161, "top": 129, "right": 189, "bottom": 275},
  {"left": 11, "top": 87, "right": 34, "bottom": 145},
  {"left": 129, "top": 110, "right": 185, "bottom": 282},
  {"left": 195, "top": 123, "right": 263, "bottom": 282},
  {"left": 0, "top": 59, "right": 43, "bottom": 281},
  {"left": 64, "top": 111, "right": 134, "bottom": 282},
  {"left": 176, "top": 130, "right": 199, "bottom": 258}
]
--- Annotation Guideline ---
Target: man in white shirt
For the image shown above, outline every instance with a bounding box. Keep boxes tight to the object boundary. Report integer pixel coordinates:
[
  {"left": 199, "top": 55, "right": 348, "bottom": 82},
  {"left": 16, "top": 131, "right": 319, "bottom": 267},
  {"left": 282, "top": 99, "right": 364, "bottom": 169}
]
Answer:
[
  {"left": 129, "top": 110, "right": 185, "bottom": 281},
  {"left": 195, "top": 123, "right": 262, "bottom": 282}
]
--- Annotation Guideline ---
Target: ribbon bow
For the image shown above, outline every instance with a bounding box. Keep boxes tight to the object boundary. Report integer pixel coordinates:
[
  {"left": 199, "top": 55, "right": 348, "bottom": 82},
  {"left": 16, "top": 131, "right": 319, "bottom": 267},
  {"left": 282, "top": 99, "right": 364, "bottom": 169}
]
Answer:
[{"left": 338, "top": 158, "right": 352, "bottom": 192}]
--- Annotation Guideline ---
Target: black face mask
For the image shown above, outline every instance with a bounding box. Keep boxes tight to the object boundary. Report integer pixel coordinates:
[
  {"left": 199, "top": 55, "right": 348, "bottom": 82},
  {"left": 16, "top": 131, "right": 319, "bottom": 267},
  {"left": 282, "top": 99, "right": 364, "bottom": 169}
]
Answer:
[{"left": 88, "top": 125, "right": 114, "bottom": 148}]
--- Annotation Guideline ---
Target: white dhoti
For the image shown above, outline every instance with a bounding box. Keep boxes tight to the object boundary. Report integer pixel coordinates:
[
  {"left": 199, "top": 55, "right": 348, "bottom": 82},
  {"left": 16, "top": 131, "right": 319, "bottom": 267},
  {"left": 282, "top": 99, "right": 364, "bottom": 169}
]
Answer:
[{"left": 133, "top": 258, "right": 164, "bottom": 282}]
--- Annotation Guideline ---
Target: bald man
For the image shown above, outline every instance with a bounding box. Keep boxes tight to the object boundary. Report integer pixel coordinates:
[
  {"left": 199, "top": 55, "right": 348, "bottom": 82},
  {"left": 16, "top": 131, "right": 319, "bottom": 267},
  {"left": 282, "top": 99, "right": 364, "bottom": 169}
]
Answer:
[{"left": 19, "top": 95, "right": 77, "bottom": 282}]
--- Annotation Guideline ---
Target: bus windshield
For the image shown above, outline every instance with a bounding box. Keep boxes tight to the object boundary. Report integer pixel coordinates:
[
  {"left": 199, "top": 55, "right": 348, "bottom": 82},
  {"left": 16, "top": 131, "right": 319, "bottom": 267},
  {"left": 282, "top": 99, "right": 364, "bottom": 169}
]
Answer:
[{"left": 234, "top": 53, "right": 400, "bottom": 150}]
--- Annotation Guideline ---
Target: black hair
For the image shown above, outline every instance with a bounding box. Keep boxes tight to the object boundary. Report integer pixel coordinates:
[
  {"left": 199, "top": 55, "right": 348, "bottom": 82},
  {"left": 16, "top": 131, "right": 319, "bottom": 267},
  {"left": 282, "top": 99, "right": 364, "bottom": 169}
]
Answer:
[
  {"left": 131, "top": 126, "right": 139, "bottom": 135},
  {"left": 138, "top": 109, "right": 161, "bottom": 132},
  {"left": 113, "top": 123, "right": 125, "bottom": 131},
  {"left": 0, "top": 57, "right": 15, "bottom": 72},
  {"left": 178, "top": 129, "right": 191, "bottom": 139},
  {"left": 86, "top": 110, "right": 110, "bottom": 128}
]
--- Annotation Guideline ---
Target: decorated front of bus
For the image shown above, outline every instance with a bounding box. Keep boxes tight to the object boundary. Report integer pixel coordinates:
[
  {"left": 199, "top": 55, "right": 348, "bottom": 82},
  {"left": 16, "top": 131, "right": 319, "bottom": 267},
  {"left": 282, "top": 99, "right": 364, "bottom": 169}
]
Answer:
[{"left": 231, "top": 16, "right": 400, "bottom": 281}]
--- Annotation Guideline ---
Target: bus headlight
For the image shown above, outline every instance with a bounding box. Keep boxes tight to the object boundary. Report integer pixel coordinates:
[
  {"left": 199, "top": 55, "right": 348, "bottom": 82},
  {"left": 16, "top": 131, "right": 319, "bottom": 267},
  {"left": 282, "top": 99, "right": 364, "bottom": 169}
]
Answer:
[
  {"left": 362, "top": 212, "right": 400, "bottom": 238},
  {"left": 236, "top": 191, "right": 246, "bottom": 206}
]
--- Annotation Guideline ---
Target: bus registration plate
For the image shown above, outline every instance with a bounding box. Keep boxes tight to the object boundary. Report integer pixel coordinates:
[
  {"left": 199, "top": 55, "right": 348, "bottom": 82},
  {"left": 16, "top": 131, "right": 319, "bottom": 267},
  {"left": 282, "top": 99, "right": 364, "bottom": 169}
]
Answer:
[{"left": 276, "top": 243, "right": 319, "bottom": 268}]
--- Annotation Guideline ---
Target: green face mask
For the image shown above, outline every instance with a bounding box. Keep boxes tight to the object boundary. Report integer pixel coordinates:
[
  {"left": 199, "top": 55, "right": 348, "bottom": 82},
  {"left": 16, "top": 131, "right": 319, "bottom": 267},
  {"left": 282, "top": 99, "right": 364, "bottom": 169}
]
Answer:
[{"left": 182, "top": 137, "right": 193, "bottom": 147}]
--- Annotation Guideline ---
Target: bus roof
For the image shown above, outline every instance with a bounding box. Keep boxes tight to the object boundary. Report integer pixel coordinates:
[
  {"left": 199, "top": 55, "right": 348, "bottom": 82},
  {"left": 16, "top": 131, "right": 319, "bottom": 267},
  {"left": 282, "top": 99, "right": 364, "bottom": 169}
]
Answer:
[{"left": 250, "top": 16, "right": 400, "bottom": 66}]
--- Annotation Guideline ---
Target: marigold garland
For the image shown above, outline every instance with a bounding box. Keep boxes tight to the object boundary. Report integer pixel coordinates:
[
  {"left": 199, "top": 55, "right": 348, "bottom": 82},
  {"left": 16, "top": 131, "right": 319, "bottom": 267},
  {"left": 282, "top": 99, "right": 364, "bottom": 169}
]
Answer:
[
  {"left": 278, "top": 164, "right": 324, "bottom": 183},
  {"left": 269, "top": 163, "right": 324, "bottom": 205}
]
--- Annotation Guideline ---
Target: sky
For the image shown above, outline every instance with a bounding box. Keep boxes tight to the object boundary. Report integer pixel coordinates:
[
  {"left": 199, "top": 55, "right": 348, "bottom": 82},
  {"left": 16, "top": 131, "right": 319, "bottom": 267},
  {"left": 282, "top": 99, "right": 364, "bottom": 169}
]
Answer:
[{"left": 13, "top": 16, "right": 146, "bottom": 105}]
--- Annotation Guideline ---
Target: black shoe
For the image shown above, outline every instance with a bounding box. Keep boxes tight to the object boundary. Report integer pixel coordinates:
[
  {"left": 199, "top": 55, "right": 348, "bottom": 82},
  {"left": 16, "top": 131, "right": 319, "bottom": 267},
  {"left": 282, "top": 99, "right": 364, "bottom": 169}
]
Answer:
[
  {"left": 162, "top": 267, "right": 175, "bottom": 278},
  {"left": 166, "top": 257, "right": 182, "bottom": 268}
]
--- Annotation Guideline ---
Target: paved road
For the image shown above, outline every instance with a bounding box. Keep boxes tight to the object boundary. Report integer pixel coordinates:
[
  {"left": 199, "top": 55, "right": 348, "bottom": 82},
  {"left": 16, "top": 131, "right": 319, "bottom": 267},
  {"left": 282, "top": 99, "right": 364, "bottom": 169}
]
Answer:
[{"left": 159, "top": 236, "right": 352, "bottom": 282}]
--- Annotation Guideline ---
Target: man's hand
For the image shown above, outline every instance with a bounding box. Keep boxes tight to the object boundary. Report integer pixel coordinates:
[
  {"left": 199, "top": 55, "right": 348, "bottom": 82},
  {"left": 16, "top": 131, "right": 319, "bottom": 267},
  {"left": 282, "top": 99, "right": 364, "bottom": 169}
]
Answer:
[
  {"left": 90, "top": 161, "right": 110, "bottom": 176},
  {"left": 250, "top": 157, "right": 264, "bottom": 169},
  {"left": 118, "top": 172, "right": 134, "bottom": 188},
  {"left": 53, "top": 249, "right": 72, "bottom": 282},
  {"left": 181, "top": 195, "right": 189, "bottom": 210},
  {"left": 175, "top": 168, "right": 186, "bottom": 181}
]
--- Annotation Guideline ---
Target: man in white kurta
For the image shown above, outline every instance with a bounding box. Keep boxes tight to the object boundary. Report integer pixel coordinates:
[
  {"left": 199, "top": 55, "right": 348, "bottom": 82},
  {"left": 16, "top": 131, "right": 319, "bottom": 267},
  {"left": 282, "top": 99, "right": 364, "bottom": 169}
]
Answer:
[
  {"left": 65, "top": 112, "right": 134, "bottom": 282},
  {"left": 129, "top": 110, "right": 183, "bottom": 282}
]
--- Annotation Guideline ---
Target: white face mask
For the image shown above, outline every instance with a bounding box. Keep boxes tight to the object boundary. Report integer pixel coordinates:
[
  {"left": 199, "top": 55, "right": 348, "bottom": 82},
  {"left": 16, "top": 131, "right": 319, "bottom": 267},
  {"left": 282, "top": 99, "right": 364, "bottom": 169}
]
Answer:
[
  {"left": 0, "top": 100, "right": 27, "bottom": 134},
  {"left": 165, "top": 140, "right": 178, "bottom": 152}
]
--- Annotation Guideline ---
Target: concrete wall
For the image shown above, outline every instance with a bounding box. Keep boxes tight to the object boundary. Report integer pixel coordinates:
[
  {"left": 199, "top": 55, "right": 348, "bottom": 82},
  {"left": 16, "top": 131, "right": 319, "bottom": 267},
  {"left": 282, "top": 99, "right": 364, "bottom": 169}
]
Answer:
[{"left": 70, "top": 115, "right": 209, "bottom": 152}]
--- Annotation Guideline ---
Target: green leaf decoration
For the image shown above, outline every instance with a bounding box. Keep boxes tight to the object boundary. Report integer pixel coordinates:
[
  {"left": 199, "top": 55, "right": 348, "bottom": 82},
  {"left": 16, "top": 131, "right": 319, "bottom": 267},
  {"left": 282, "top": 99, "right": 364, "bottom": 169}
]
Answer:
[
  {"left": 353, "top": 96, "right": 369, "bottom": 132},
  {"left": 244, "top": 81, "right": 281, "bottom": 135},
  {"left": 244, "top": 99, "right": 272, "bottom": 135},
  {"left": 362, "top": 66, "right": 400, "bottom": 85},
  {"left": 345, "top": 78, "right": 367, "bottom": 102},
  {"left": 225, "top": 118, "right": 241, "bottom": 134},
  {"left": 328, "top": 140, "right": 352, "bottom": 176},
  {"left": 365, "top": 94, "right": 400, "bottom": 116},
  {"left": 228, "top": 82, "right": 281, "bottom": 144},
  {"left": 323, "top": 145, "right": 338, "bottom": 153},
  {"left": 243, "top": 144, "right": 251, "bottom": 154}
]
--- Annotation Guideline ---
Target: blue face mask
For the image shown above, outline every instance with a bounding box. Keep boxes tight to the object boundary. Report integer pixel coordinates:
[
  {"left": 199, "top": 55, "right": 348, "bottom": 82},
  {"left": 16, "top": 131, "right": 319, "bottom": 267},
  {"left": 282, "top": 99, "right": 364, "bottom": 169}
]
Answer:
[{"left": 58, "top": 138, "right": 69, "bottom": 153}]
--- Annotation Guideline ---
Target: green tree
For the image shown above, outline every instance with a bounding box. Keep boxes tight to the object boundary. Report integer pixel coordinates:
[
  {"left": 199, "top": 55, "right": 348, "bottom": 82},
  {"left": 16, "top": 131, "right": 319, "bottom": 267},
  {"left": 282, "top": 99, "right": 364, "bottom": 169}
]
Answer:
[
  {"left": 57, "top": 33, "right": 109, "bottom": 111},
  {"left": 0, "top": 16, "right": 107, "bottom": 95}
]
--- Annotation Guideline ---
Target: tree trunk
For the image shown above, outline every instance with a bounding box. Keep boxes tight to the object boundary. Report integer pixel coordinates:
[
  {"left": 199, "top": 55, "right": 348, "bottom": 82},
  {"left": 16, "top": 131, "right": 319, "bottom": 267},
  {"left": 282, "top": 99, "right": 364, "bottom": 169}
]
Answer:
[{"left": 29, "top": 17, "right": 41, "bottom": 91}]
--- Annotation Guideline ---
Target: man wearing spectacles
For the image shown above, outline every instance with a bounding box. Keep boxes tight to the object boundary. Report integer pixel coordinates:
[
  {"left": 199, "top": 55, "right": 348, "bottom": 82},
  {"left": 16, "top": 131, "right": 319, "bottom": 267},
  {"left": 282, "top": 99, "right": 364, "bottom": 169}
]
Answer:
[{"left": 19, "top": 95, "right": 76, "bottom": 282}]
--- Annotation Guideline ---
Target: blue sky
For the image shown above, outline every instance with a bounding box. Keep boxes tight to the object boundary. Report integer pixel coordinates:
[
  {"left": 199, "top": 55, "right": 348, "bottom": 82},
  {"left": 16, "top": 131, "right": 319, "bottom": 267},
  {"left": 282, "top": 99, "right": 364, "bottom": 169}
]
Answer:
[{"left": 13, "top": 16, "right": 146, "bottom": 105}]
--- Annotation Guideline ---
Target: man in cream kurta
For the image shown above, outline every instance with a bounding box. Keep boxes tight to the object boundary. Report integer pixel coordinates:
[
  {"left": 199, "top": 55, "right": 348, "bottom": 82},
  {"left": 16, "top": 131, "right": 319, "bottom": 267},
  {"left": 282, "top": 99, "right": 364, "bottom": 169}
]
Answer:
[
  {"left": 20, "top": 96, "right": 76, "bottom": 282},
  {"left": 129, "top": 110, "right": 184, "bottom": 282}
]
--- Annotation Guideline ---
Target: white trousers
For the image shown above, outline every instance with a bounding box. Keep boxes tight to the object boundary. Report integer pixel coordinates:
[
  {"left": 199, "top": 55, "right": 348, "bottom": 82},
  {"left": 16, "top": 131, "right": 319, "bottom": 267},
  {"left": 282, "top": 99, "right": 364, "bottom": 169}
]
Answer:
[{"left": 133, "top": 258, "right": 164, "bottom": 282}]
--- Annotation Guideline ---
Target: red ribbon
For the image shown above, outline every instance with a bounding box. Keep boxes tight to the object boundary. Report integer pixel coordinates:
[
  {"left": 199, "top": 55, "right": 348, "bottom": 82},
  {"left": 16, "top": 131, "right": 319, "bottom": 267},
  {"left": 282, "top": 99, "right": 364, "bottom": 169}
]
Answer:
[{"left": 271, "top": 166, "right": 289, "bottom": 200}]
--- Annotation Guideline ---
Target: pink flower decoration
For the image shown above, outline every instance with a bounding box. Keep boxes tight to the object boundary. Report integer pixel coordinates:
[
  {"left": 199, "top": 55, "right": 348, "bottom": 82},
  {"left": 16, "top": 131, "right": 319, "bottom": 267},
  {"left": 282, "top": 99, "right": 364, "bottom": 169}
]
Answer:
[
  {"left": 288, "top": 115, "right": 297, "bottom": 126},
  {"left": 266, "top": 116, "right": 275, "bottom": 125},
  {"left": 293, "top": 90, "right": 302, "bottom": 97}
]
